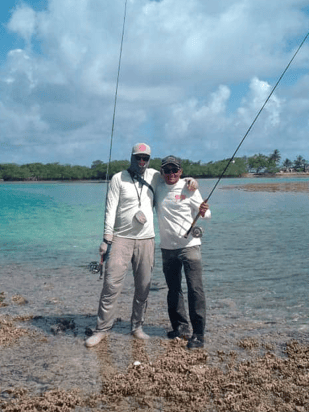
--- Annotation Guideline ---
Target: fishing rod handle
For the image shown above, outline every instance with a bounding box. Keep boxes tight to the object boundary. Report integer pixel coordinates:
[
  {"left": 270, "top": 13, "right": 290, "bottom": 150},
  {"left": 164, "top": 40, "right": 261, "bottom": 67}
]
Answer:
[
  {"left": 184, "top": 211, "right": 201, "bottom": 238},
  {"left": 184, "top": 196, "right": 210, "bottom": 238}
]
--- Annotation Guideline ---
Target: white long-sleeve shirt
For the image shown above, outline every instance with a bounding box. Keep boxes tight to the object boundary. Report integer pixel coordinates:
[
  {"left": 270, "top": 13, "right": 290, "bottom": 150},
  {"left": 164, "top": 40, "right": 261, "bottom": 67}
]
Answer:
[
  {"left": 104, "top": 168, "right": 160, "bottom": 239},
  {"left": 155, "top": 179, "right": 211, "bottom": 250}
]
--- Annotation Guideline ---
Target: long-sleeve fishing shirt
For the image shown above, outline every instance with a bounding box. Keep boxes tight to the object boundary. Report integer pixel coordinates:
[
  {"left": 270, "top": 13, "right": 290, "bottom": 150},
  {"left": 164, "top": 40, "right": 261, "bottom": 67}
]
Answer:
[
  {"left": 104, "top": 168, "right": 160, "bottom": 239},
  {"left": 155, "top": 179, "right": 211, "bottom": 250}
]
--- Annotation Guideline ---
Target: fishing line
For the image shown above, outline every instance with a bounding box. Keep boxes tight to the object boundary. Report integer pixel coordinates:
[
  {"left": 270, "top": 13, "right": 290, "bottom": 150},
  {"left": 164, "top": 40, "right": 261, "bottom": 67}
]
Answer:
[{"left": 185, "top": 31, "right": 309, "bottom": 238}]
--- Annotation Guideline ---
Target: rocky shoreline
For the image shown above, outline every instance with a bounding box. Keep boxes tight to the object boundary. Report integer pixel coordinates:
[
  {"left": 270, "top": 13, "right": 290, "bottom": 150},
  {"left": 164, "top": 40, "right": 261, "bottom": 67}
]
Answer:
[
  {"left": 1, "top": 264, "right": 308, "bottom": 411},
  {"left": 222, "top": 179, "right": 309, "bottom": 193}
]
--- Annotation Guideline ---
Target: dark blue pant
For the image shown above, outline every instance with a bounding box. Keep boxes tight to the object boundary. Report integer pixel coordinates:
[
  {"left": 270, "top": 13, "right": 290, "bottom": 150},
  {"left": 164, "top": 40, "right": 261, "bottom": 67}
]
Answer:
[{"left": 161, "top": 245, "right": 206, "bottom": 337}]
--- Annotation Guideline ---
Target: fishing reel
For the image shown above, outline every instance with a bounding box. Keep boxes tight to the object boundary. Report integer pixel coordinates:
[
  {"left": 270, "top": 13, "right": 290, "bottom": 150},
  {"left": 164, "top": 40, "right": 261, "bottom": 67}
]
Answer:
[
  {"left": 88, "top": 261, "right": 101, "bottom": 273},
  {"left": 191, "top": 226, "right": 204, "bottom": 238}
]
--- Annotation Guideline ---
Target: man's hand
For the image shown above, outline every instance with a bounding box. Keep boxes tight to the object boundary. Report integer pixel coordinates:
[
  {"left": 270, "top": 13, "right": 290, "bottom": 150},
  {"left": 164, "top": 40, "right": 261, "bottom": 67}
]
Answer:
[
  {"left": 99, "top": 235, "right": 113, "bottom": 260},
  {"left": 99, "top": 242, "right": 108, "bottom": 257},
  {"left": 199, "top": 201, "right": 209, "bottom": 217},
  {"left": 184, "top": 177, "right": 198, "bottom": 191}
]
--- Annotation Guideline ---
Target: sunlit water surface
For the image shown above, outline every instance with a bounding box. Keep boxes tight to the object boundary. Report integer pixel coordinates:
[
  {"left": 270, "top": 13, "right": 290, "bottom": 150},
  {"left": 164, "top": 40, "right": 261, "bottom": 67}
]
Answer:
[{"left": 1, "top": 179, "right": 308, "bottom": 331}]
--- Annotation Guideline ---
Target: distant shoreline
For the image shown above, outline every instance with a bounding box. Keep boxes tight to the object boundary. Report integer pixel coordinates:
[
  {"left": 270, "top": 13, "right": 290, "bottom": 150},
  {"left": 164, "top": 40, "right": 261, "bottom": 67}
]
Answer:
[{"left": 1, "top": 172, "right": 309, "bottom": 184}]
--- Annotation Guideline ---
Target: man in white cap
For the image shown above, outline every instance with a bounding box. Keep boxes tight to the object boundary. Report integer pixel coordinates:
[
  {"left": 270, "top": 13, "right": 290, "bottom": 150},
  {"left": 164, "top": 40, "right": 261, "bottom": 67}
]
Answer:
[{"left": 85, "top": 143, "right": 159, "bottom": 347}]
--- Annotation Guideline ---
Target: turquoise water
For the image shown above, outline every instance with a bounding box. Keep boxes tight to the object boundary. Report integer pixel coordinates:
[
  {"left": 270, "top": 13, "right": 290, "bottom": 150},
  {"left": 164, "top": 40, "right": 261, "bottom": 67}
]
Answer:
[
  {"left": 0, "top": 182, "right": 107, "bottom": 267},
  {"left": 1, "top": 179, "right": 308, "bottom": 329}
]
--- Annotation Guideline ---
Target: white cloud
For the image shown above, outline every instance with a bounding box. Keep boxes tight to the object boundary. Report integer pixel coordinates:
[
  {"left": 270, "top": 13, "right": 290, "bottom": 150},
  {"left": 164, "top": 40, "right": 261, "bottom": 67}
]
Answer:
[
  {"left": 7, "top": 4, "right": 37, "bottom": 44},
  {"left": 165, "top": 85, "right": 231, "bottom": 138},
  {"left": 1, "top": 0, "right": 309, "bottom": 165},
  {"left": 237, "top": 77, "right": 283, "bottom": 127}
]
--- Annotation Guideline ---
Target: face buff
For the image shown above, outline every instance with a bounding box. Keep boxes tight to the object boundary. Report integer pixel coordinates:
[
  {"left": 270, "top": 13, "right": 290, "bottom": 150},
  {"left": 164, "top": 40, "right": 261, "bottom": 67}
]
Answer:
[
  {"left": 128, "top": 151, "right": 151, "bottom": 225},
  {"left": 129, "top": 154, "right": 150, "bottom": 176}
]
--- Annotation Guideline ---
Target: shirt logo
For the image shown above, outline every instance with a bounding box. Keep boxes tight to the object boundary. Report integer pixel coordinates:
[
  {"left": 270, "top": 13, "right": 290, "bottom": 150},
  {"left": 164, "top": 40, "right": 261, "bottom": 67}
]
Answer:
[{"left": 175, "top": 195, "right": 186, "bottom": 200}]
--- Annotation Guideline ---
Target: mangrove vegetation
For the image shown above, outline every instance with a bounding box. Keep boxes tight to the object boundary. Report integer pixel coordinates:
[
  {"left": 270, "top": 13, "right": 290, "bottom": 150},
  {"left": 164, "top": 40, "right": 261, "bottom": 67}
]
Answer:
[{"left": 0, "top": 150, "right": 308, "bottom": 181}]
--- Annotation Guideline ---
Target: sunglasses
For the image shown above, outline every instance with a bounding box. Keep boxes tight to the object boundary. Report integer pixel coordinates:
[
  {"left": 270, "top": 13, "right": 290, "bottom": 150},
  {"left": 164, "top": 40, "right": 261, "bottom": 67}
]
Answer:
[
  {"left": 162, "top": 167, "right": 180, "bottom": 174},
  {"left": 135, "top": 155, "right": 150, "bottom": 161}
]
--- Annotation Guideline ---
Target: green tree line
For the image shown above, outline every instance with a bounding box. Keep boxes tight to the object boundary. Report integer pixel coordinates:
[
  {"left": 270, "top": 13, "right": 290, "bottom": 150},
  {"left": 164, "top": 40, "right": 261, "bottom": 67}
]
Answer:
[{"left": 0, "top": 150, "right": 307, "bottom": 181}]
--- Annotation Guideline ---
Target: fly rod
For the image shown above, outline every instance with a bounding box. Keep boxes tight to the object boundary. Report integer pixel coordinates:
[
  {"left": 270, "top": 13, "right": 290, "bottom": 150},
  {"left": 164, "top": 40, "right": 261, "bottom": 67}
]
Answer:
[
  {"left": 184, "top": 31, "right": 309, "bottom": 239},
  {"left": 105, "top": 0, "right": 128, "bottom": 185},
  {"left": 99, "top": 0, "right": 128, "bottom": 278}
]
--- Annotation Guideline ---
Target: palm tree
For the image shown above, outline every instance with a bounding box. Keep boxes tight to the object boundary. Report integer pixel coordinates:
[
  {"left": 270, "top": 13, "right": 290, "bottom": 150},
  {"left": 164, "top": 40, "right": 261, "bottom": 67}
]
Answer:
[
  {"left": 294, "top": 155, "right": 308, "bottom": 172},
  {"left": 269, "top": 149, "right": 281, "bottom": 165},
  {"left": 282, "top": 158, "right": 293, "bottom": 171}
]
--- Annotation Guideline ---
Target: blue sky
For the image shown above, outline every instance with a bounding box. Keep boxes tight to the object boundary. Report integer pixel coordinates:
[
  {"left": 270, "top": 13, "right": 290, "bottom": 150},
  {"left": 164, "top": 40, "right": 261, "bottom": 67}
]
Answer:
[{"left": 1, "top": 0, "right": 309, "bottom": 166}]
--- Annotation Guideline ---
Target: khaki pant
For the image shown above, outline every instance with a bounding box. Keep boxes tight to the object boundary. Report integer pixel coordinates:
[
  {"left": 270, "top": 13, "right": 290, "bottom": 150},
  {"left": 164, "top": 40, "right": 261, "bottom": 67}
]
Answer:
[{"left": 96, "top": 236, "right": 154, "bottom": 332}]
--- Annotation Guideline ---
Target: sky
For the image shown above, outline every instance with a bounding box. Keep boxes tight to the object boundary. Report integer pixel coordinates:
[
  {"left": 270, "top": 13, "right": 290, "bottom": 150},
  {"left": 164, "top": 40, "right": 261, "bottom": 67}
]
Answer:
[{"left": 1, "top": 0, "right": 309, "bottom": 167}]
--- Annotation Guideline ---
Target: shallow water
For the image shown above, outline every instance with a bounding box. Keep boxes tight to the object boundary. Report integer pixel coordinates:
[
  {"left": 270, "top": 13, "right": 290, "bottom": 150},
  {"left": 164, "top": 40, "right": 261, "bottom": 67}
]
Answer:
[
  {"left": 205, "top": 178, "right": 309, "bottom": 330},
  {"left": 0, "top": 182, "right": 104, "bottom": 268},
  {"left": 1, "top": 178, "right": 309, "bottom": 403},
  {"left": 1, "top": 178, "right": 308, "bottom": 331}
]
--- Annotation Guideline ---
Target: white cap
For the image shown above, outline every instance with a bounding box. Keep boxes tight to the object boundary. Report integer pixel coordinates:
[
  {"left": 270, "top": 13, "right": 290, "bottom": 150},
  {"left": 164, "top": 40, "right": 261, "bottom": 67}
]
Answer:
[{"left": 132, "top": 143, "right": 151, "bottom": 156}]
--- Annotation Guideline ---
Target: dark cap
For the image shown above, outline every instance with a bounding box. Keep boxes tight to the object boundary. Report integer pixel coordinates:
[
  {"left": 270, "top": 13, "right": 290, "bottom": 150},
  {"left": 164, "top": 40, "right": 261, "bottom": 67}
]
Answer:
[{"left": 161, "top": 155, "right": 182, "bottom": 169}]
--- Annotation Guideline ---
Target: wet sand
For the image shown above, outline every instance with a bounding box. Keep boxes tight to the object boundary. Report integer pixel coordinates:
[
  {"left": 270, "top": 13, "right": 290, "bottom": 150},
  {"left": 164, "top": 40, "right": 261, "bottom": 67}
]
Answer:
[{"left": 1, "top": 263, "right": 308, "bottom": 411}]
